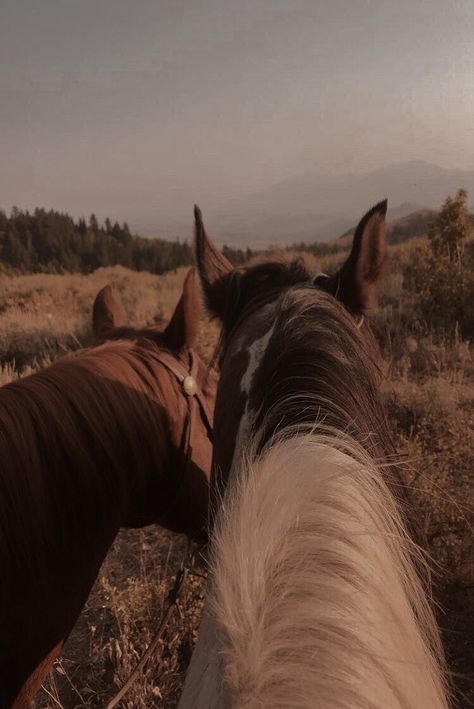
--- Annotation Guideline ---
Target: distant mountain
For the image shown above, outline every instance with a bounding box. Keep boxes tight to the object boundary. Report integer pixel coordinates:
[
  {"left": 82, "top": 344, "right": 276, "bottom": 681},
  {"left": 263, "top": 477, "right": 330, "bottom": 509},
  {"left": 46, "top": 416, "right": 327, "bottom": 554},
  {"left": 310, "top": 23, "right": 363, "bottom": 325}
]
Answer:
[
  {"left": 212, "top": 161, "right": 474, "bottom": 247},
  {"left": 386, "top": 202, "right": 426, "bottom": 220},
  {"left": 386, "top": 209, "right": 438, "bottom": 245}
]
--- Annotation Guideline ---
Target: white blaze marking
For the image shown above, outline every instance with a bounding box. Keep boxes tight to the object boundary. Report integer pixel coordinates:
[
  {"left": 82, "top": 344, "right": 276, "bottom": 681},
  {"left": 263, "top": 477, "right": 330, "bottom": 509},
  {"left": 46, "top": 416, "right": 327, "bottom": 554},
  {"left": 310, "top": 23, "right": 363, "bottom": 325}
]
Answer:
[
  {"left": 232, "top": 318, "right": 276, "bottom": 468},
  {"left": 240, "top": 324, "right": 274, "bottom": 396}
]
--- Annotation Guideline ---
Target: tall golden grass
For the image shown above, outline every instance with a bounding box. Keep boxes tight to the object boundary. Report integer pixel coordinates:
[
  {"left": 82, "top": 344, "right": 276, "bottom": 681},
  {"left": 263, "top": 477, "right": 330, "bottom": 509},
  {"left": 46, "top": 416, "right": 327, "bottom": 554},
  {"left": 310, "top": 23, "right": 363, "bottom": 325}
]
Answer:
[{"left": 0, "top": 243, "right": 471, "bottom": 707}]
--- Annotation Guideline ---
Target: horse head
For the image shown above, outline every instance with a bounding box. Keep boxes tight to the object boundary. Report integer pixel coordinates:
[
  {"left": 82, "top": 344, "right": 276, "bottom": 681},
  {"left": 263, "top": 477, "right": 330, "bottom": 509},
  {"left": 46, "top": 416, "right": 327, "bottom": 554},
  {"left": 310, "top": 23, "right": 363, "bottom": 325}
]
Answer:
[
  {"left": 193, "top": 203, "right": 388, "bottom": 502},
  {"left": 91, "top": 268, "right": 217, "bottom": 536}
]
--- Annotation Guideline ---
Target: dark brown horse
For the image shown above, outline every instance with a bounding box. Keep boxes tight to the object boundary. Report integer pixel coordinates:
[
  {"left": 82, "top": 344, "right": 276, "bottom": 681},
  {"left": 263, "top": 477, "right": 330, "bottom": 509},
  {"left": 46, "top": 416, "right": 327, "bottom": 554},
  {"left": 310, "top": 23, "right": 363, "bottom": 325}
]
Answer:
[
  {"left": 0, "top": 269, "right": 216, "bottom": 708},
  {"left": 179, "top": 206, "right": 449, "bottom": 708}
]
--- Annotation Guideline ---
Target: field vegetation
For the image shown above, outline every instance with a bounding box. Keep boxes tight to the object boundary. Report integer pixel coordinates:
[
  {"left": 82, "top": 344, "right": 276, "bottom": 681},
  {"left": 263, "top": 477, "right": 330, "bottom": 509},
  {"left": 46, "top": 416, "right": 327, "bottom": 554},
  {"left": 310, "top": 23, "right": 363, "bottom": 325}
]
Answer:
[{"left": 1, "top": 192, "right": 472, "bottom": 707}]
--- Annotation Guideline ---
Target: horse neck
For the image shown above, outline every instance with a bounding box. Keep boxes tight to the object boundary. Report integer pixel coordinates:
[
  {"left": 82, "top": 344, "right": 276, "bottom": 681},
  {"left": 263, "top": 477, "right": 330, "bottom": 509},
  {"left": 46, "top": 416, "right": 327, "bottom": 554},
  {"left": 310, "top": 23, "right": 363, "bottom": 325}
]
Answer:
[
  {"left": 181, "top": 434, "right": 449, "bottom": 709},
  {"left": 234, "top": 291, "right": 409, "bottom": 518},
  {"left": 257, "top": 305, "right": 392, "bottom": 457},
  {"left": 0, "top": 340, "right": 182, "bottom": 582},
  {"left": 180, "top": 293, "right": 449, "bottom": 709}
]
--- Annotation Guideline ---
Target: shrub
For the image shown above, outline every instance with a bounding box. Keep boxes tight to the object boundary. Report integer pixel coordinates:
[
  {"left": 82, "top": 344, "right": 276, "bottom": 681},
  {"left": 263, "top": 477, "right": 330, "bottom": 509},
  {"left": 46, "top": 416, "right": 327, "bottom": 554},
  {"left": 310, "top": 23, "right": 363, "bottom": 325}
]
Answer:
[{"left": 405, "top": 190, "right": 474, "bottom": 337}]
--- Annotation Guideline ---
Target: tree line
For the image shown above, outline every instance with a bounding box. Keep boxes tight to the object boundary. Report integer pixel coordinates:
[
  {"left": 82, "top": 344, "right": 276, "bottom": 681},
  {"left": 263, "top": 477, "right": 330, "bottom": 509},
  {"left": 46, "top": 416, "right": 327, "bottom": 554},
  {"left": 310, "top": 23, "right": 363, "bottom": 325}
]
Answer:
[
  {"left": 2, "top": 199, "right": 469, "bottom": 278},
  {"left": 0, "top": 208, "right": 195, "bottom": 274}
]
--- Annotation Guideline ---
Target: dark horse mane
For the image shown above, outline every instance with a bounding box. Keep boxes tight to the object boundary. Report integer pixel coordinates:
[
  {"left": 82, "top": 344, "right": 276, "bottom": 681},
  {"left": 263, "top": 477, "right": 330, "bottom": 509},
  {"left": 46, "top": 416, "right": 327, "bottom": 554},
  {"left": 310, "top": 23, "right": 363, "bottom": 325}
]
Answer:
[
  {"left": 0, "top": 336, "right": 188, "bottom": 588},
  {"left": 252, "top": 285, "right": 392, "bottom": 458},
  {"left": 251, "top": 286, "right": 411, "bottom": 526}
]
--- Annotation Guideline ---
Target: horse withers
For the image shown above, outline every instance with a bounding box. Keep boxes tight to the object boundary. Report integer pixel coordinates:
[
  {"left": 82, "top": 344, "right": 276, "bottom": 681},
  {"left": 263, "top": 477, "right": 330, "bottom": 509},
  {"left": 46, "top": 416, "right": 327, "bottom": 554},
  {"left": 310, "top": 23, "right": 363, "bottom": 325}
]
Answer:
[
  {"left": 179, "top": 204, "right": 450, "bottom": 708},
  {"left": 0, "top": 269, "right": 216, "bottom": 708}
]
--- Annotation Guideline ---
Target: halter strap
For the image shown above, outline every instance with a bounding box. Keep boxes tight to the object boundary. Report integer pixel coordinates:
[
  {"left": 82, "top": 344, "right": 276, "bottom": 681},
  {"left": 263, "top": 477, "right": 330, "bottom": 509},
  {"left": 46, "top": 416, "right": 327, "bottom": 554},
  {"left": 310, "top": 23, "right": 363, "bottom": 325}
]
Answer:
[
  {"left": 154, "top": 349, "right": 213, "bottom": 438},
  {"left": 152, "top": 348, "right": 213, "bottom": 529}
]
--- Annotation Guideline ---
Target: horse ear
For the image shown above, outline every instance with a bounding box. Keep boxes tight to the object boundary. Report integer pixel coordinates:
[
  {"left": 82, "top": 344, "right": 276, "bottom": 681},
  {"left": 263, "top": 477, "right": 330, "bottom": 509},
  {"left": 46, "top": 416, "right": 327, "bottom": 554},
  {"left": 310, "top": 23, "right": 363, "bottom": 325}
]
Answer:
[
  {"left": 331, "top": 200, "right": 388, "bottom": 315},
  {"left": 194, "top": 205, "right": 234, "bottom": 319},
  {"left": 163, "top": 268, "right": 200, "bottom": 350},
  {"left": 92, "top": 285, "right": 126, "bottom": 337}
]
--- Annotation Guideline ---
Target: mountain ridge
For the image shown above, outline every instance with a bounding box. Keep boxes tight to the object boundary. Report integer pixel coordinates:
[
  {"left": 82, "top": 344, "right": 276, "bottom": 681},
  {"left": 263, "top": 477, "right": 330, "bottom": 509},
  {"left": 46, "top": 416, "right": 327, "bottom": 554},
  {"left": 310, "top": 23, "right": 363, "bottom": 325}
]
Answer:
[{"left": 200, "top": 161, "right": 474, "bottom": 247}]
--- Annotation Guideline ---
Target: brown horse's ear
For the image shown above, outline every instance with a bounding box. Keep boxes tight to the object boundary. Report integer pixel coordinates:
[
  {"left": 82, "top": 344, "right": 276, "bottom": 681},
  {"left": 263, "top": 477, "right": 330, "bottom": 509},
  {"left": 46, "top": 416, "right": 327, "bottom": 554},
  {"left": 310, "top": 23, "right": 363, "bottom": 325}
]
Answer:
[
  {"left": 163, "top": 268, "right": 200, "bottom": 350},
  {"left": 92, "top": 285, "right": 126, "bottom": 337},
  {"left": 194, "top": 205, "right": 234, "bottom": 319},
  {"left": 328, "top": 200, "right": 388, "bottom": 315}
]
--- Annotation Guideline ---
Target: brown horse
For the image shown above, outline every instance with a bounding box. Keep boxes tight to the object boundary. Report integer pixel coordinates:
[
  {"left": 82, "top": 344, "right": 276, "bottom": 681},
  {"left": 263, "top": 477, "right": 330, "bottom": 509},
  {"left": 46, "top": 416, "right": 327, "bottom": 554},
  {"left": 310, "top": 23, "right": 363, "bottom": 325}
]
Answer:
[
  {"left": 179, "top": 205, "right": 450, "bottom": 708},
  {"left": 0, "top": 269, "right": 216, "bottom": 708}
]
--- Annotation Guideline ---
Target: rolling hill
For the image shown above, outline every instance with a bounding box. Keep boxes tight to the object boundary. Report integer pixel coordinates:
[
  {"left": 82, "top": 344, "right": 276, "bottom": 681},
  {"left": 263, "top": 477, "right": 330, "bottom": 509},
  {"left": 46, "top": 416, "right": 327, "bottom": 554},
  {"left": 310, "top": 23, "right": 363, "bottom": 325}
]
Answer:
[
  {"left": 210, "top": 161, "right": 474, "bottom": 247},
  {"left": 336, "top": 208, "right": 437, "bottom": 248}
]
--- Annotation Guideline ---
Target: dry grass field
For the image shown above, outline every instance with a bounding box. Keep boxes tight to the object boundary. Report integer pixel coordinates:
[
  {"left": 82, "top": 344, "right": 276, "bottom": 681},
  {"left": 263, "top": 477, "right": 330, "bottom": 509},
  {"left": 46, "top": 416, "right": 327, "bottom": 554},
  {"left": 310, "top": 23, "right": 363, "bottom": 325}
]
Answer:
[{"left": 1, "top": 245, "right": 472, "bottom": 708}]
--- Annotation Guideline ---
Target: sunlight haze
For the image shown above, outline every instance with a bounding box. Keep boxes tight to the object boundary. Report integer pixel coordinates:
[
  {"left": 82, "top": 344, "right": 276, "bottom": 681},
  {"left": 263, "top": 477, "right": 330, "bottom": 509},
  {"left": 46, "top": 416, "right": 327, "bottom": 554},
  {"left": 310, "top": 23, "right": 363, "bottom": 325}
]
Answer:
[{"left": 1, "top": 0, "right": 473, "bottom": 241}]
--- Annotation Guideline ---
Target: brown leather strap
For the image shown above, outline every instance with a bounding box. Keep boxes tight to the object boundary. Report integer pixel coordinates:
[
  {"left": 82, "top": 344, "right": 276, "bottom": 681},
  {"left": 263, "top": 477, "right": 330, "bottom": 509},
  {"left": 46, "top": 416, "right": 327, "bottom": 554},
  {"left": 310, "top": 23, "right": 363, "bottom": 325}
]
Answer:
[
  {"left": 152, "top": 348, "right": 213, "bottom": 527},
  {"left": 154, "top": 349, "right": 213, "bottom": 438}
]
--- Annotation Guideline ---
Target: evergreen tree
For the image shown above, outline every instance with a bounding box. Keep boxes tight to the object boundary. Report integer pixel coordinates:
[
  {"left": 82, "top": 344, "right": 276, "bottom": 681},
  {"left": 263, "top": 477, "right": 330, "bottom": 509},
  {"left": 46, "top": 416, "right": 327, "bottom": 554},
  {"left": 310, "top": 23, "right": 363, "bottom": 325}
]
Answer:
[
  {"left": 89, "top": 213, "right": 99, "bottom": 234},
  {"left": 112, "top": 222, "right": 122, "bottom": 238},
  {"left": 0, "top": 206, "right": 200, "bottom": 275},
  {"left": 0, "top": 210, "right": 8, "bottom": 233},
  {"left": 78, "top": 218, "right": 87, "bottom": 236},
  {"left": 3, "top": 222, "right": 30, "bottom": 268}
]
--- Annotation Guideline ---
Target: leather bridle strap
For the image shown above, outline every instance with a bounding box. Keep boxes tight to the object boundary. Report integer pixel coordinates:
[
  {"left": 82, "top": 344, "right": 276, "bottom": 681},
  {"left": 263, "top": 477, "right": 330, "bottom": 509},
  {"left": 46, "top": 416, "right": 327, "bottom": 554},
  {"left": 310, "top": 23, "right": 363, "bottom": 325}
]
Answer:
[
  {"left": 152, "top": 348, "right": 213, "bottom": 527},
  {"left": 154, "top": 348, "right": 213, "bottom": 439}
]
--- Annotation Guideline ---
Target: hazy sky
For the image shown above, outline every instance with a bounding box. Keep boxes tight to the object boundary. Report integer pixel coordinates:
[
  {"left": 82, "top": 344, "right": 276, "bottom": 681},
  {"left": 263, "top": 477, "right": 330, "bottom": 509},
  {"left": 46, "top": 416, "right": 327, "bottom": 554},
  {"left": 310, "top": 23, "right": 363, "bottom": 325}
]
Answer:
[{"left": 1, "top": 0, "right": 473, "bottom": 232}]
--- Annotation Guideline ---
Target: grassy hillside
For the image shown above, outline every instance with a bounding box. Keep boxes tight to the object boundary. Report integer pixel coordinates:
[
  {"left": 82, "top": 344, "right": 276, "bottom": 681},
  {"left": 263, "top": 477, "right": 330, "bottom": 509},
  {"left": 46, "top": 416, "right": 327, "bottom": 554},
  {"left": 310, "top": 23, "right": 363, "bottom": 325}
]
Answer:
[{"left": 0, "top": 247, "right": 472, "bottom": 708}]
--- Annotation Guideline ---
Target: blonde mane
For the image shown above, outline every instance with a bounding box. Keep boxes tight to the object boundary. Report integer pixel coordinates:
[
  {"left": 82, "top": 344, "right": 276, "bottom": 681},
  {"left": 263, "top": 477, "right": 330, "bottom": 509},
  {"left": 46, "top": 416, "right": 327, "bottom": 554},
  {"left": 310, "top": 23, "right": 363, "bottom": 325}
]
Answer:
[{"left": 207, "top": 432, "right": 449, "bottom": 708}]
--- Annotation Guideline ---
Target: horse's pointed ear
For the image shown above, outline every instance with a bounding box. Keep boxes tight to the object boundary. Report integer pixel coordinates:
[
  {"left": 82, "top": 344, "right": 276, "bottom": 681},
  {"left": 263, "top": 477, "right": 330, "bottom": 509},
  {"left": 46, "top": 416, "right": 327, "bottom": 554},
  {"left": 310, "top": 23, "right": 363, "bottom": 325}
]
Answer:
[
  {"left": 194, "top": 205, "right": 234, "bottom": 319},
  {"left": 331, "top": 200, "right": 388, "bottom": 315},
  {"left": 164, "top": 268, "right": 200, "bottom": 350},
  {"left": 92, "top": 285, "right": 126, "bottom": 337}
]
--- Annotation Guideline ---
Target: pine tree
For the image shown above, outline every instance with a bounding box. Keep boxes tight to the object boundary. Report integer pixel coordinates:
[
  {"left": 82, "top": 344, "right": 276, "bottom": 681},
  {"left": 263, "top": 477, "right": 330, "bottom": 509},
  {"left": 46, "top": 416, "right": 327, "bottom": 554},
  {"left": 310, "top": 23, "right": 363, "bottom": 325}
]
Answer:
[
  {"left": 78, "top": 218, "right": 87, "bottom": 236},
  {"left": 0, "top": 206, "right": 196, "bottom": 275},
  {"left": 89, "top": 213, "right": 99, "bottom": 234},
  {"left": 0, "top": 210, "right": 8, "bottom": 233}
]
